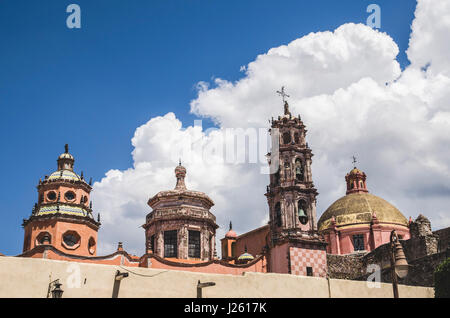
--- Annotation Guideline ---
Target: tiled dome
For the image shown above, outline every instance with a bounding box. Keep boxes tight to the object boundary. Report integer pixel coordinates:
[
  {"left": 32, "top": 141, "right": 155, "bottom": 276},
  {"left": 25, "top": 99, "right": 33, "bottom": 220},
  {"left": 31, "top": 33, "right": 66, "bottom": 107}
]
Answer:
[
  {"left": 237, "top": 252, "right": 254, "bottom": 261},
  {"left": 48, "top": 170, "right": 82, "bottom": 182},
  {"left": 35, "top": 204, "right": 90, "bottom": 217},
  {"left": 318, "top": 192, "right": 408, "bottom": 232}
]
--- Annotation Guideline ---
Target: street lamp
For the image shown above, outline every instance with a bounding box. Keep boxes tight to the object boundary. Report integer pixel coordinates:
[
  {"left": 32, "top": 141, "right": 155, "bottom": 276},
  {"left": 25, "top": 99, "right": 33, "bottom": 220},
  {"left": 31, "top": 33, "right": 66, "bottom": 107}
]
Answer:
[
  {"left": 197, "top": 280, "right": 216, "bottom": 298},
  {"left": 47, "top": 279, "right": 64, "bottom": 298},
  {"left": 115, "top": 270, "right": 129, "bottom": 281},
  {"left": 390, "top": 230, "right": 409, "bottom": 298}
]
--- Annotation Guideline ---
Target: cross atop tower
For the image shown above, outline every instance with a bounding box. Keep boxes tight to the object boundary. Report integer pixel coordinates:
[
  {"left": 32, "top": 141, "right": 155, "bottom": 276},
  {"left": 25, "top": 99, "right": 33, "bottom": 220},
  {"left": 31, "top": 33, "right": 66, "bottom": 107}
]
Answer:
[
  {"left": 276, "top": 86, "right": 290, "bottom": 103},
  {"left": 277, "top": 86, "right": 291, "bottom": 116},
  {"left": 352, "top": 156, "right": 357, "bottom": 167}
]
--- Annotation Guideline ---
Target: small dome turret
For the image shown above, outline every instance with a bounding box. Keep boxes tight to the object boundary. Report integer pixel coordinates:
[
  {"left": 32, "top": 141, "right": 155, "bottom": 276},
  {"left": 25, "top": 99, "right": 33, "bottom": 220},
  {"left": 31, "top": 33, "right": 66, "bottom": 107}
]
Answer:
[
  {"left": 237, "top": 246, "right": 254, "bottom": 263},
  {"left": 57, "top": 144, "right": 75, "bottom": 171},
  {"left": 225, "top": 221, "right": 237, "bottom": 239},
  {"left": 345, "top": 165, "right": 368, "bottom": 195}
]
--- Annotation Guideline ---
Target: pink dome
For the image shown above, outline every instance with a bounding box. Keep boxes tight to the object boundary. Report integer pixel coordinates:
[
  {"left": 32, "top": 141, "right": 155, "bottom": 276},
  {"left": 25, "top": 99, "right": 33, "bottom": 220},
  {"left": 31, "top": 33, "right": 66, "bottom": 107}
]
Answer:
[{"left": 225, "top": 229, "right": 237, "bottom": 239}]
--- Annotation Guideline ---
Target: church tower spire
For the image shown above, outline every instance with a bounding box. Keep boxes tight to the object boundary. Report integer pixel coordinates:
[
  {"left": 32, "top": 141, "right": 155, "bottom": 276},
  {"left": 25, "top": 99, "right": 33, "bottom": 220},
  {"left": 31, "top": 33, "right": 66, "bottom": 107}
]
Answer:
[{"left": 266, "top": 87, "right": 319, "bottom": 242}]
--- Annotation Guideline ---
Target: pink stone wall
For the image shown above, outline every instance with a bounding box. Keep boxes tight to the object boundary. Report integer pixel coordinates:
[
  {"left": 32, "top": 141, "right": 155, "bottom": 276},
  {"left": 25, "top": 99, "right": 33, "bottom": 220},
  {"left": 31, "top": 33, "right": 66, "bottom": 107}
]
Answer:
[
  {"left": 324, "top": 223, "right": 411, "bottom": 255},
  {"left": 235, "top": 225, "right": 269, "bottom": 258},
  {"left": 147, "top": 254, "right": 267, "bottom": 275},
  {"left": 269, "top": 243, "right": 289, "bottom": 274}
]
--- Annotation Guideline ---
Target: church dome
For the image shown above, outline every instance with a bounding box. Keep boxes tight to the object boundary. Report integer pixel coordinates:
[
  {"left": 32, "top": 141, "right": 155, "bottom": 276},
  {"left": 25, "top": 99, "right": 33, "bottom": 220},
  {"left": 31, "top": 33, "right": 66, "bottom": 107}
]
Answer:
[
  {"left": 318, "top": 164, "right": 409, "bottom": 232},
  {"left": 225, "top": 229, "right": 237, "bottom": 239},
  {"left": 148, "top": 163, "right": 214, "bottom": 209},
  {"left": 48, "top": 170, "right": 82, "bottom": 182},
  {"left": 237, "top": 251, "right": 254, "bottom": 262},
  {"left": 225, "top": 222, "right": 237, "bottom": 239},
  {"left": 318, "top": 192, "right": 408, "bottom": 231}
]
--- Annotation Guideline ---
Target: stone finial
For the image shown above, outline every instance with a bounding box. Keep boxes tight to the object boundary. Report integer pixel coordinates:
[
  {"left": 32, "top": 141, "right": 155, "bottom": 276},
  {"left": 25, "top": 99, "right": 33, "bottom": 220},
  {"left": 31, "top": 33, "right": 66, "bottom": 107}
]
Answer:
[
  {"left": 284, "top": 101, "right": 291, "bottom": 116},
  {"left": 89, "top": 177, "right": 92, "bottom": 186},
  {"left": 65, "top": 144, "right": 69, "bottom": 153},
  {"left": 174, "top": 163, "right": 187, "bottom": 190},
  {"left": 117, "top": 242, "right": 123, "bottom": 251},
  {"left": 229, "top": 221, "right": 233, "bottom": 230}
]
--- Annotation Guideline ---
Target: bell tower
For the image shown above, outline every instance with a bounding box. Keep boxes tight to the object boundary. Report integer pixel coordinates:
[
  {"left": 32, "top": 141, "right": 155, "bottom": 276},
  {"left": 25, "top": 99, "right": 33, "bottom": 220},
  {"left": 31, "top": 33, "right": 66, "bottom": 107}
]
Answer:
[
  {"left": 265, "top": 87, "right": 327, "bottom": 277},
  {"left": 266, "top": 90, "right": 319, "bottom": 243}
]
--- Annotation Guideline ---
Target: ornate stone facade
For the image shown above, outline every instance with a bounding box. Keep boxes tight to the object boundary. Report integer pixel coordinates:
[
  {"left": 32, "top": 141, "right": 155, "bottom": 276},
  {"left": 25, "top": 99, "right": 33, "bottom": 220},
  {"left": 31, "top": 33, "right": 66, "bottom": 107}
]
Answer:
[
  {"left": 263, "top": 99, "right": 327, "bottom": 277},
  {"left": 143, "top": 163, "right": 218, "bottom": 262},
  {"left": 266, "top": 101, "right": 319, "bottom": 241}
]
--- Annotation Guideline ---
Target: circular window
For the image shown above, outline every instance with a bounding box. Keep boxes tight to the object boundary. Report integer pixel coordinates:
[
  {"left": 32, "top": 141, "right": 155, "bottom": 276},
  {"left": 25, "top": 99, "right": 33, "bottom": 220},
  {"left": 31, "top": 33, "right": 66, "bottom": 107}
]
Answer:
[
  {"left": 47, "top": 191, "right": 57, "bottom": 201},
  {"left": 65, "top": 191, "right": 76, "bottom": 201},
  {"left": 63, "top": 233, "right": 79, "bottom": 247}
]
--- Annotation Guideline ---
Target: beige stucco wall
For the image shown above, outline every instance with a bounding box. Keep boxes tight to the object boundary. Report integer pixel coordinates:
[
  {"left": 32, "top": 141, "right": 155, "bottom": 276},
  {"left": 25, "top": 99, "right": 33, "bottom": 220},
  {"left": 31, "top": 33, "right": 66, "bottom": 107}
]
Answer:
[{"left": 0, "top": 256, "right": 434, "bottom": 298}]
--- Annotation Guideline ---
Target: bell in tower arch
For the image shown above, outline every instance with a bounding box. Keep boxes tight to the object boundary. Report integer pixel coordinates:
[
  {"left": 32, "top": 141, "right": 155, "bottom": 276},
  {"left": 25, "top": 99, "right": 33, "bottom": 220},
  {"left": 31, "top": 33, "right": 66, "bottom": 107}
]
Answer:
[
  {"left": 298, "top": 200, "right": 308, "bottom": 225},
  {"left": 295, "top": 159, "right": 304, "bottom": 182}
]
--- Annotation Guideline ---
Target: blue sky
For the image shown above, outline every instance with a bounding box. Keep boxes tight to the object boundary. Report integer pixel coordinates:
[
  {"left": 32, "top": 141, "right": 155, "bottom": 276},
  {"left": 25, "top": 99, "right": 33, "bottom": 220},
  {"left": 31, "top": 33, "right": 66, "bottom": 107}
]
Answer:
[{"left": 0, "top": 0, "right": 417, "bottom": 255}]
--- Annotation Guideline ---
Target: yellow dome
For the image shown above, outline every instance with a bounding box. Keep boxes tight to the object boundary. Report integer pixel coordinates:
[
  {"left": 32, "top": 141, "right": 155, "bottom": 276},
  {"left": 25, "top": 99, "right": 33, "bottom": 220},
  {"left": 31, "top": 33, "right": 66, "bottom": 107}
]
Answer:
[{"left": 318, "top": 193, "right": 408, "bottom": 232}]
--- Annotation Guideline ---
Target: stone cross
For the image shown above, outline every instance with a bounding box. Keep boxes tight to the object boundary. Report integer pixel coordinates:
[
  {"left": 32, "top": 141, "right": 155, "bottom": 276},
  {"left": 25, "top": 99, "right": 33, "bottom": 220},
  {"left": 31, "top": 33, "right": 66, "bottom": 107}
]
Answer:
[{"left": 276, "top": 86, "right": 290, "bottom": 103}]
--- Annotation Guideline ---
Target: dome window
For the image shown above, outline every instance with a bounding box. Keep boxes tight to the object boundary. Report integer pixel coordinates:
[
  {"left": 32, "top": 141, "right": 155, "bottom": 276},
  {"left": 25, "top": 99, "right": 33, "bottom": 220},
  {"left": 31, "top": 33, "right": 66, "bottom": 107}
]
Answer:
[
  {"left": 47, "top": 191, "right": 57, "bottom": 201},
  {"left": 352, "top": 234, "right": 365, "bottom": 251},
  {"left": 164, "top": 230, "right": 178, "bottom": 258},
  {"left": 188, "top": 230, "right": 201, "bottom": 259},
  {"left": 62, "top": 231, "right": 80, "bottom": 249},
  {"left": 64, "top": 191, "right": 76, "bottom": 202}
]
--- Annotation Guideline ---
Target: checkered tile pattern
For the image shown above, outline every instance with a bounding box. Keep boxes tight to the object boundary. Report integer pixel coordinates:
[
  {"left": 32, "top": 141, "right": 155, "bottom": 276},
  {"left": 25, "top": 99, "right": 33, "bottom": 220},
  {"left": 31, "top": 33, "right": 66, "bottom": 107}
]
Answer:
[{"left": 290, "top": 246, "right": 327, "bottom": 277}]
